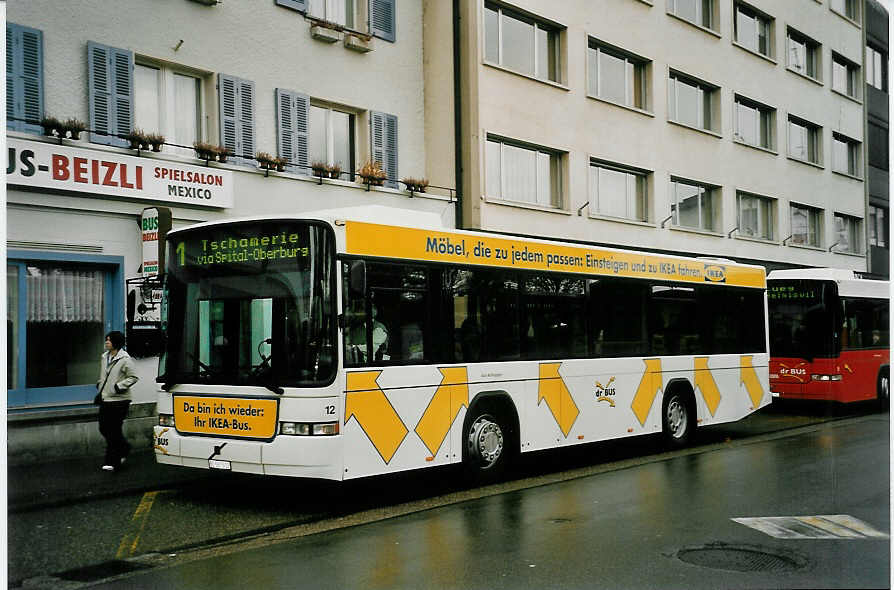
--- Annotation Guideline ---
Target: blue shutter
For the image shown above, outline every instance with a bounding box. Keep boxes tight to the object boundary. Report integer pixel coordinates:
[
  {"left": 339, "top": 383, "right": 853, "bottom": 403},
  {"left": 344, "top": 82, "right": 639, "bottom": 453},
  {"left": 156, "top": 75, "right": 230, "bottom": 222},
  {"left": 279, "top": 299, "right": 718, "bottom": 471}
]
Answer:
[
  {"left": 275, "top": 0, "right": 307, "bottom": 11},
  {"left": 370, "top": 0, "right": 396, "bottom": 43},
  {"left": 6, "top": 23, "right": 44, "bottom": 133},
  {"left": 371, "top": 111, "right": 398, "bottom": 188},
  {"left": 88, "top": 41, "right": 132, "bottom": 147},
  {"left": 219, "top": 74, "right": 256, "bottom": 164},
  {"left": 276, "top": 88, "right": 309, "bottom": 173}
]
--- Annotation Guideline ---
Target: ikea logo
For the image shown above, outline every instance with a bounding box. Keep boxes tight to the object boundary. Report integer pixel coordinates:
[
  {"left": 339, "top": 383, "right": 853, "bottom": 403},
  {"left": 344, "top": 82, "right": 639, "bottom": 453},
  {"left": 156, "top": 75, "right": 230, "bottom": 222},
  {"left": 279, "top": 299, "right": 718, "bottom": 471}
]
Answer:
[{"left": 704, "top": 264, "right": 726, "bottom": 283}]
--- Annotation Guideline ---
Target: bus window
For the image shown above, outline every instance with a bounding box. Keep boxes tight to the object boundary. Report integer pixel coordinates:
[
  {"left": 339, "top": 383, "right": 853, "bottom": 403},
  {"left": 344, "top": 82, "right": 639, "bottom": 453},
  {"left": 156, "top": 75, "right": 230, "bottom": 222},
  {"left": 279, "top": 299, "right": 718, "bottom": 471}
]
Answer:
[
  {"left": 521, "top": 275, "right": 587, "bottom": 360},
  {"left": 649, "top": 285, "right": 699, "bottom": 356},
  {"left": 448, "top": 269, "right": 482, "bottom": 363},
  {"left": 589, "top": 279, "right": 649, "bottom": 357},
  {"left": 365, "top": 263, "right": 431, "bottom": 364},
  {"left": 842, "top": 297, "right": 890, "bottom": 350}
]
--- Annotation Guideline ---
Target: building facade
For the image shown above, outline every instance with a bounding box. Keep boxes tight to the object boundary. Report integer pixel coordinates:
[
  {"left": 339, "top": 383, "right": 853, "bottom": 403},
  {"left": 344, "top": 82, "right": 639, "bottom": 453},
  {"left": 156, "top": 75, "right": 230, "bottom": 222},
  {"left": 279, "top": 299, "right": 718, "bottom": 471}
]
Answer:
[
  {"left": 865, "top": 0, "right": 889, "bottom": 278},
  {"left": 6, "top": 0, "right": 455, "bottom": 461},
  {"left": 435, "top": 0, "right": 871, "bottom": 274}
]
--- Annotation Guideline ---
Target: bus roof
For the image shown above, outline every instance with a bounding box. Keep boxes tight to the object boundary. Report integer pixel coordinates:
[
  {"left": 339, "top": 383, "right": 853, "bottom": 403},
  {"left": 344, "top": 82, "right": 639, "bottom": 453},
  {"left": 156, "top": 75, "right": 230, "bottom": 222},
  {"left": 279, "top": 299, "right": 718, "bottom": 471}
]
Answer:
[{"left": 768, "top": 268, "right": 890, "bottom": 299}]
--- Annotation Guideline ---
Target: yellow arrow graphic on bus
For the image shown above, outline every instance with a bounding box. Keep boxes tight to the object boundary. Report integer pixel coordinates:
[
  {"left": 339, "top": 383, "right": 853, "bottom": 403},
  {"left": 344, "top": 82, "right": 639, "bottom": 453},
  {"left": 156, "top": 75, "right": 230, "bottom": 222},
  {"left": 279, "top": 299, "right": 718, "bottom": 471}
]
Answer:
[
  {"left": 631, "top": 359, "right": 662, "bottom": 426},
  {"left": 415, "top": 367, "right": 470, "bottom": 456},
  {"left": 740, "top": 356, "right": 764, "bottom": 408},
  {"left": 694, "top": 357, "right": 722, "bottom": 416},
  {"left": 345, "top": 371, "right": 408, "bottom": 464},
  {"left": 538, "top": 363, "right": 578, "bottom": 437}
]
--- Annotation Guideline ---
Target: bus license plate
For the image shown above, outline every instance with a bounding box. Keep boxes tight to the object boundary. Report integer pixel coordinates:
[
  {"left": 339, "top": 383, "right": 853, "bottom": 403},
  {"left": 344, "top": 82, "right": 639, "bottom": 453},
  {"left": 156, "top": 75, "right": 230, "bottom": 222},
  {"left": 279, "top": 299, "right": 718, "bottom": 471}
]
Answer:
[{"left": 209, "top": 459, "right": 231, "bottom": 470}]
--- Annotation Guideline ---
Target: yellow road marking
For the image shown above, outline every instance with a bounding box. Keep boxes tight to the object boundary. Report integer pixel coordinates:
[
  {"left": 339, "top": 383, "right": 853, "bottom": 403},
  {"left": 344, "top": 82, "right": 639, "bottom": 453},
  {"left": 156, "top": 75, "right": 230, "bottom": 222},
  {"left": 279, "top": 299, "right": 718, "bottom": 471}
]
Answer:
[{"left": 116, "top": 491, "right": 160, "bottom": 559}]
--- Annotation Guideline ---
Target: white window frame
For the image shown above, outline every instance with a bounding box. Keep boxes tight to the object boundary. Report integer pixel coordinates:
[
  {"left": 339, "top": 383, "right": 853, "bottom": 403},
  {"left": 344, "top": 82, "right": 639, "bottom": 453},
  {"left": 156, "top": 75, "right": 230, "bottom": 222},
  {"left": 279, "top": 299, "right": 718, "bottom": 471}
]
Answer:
[
  {"left": 307, "top": 0, "right": 356, "bottom": 28},
  {"left": 134, "top": 60, "right": 205, "bottom": 156},
  {"left": 587, "top": 41, "right": 649, "bottom": 111},
  {"left": 866, "top": 45, "right": 886, "bottom": 91},
  {"left": 869, "top": 205, "right": 887, "bottom": 247},
  {"left": 832, "top": 132, "right": 861, "bottom": 177},
  {"left": 309, "top": 102, "right": 356, "bottom": 173},
  {"left": 734, "top": 95, "right": 774, "bottom": 150},
  {"left": 667, "top": 0, "right": 716, "bottom": 32},
  {"left": 787, "top": 115, "right": 822, "bottom": 165},
  {"left": 833, "top": 213, "right": 862, "bottom": 254},
  {"left": 670, "top": 177, "right": 718, "bottom": 232},
  {"left": 786, "top": 28, "right": 821, "bottom": 81},
  {"left": 486, "top": 135, "right": 562, "bottom": 209},
  {"left": 668, "top": 71, "right": 717, "bottom": 132},
  {"left": 831, "top": 53, "right": 860, "bottom": 99},
  {"left": 734, "top": 2, "right": 772, "bottom": 58},
  {"left": 588, "top": 160, "right": 649, "bottom": 222},
  {"left": 484, "top": 3, "right": 561, "bottom": 83},
  {"left": 789, "top": 203, "right": 822, "bottom": 248},
  {"left": 736, "top": 191, "right": 775, "bottom": 241},
  {"left": 831, "top": 0, "right": 860, "bottom": 23}
]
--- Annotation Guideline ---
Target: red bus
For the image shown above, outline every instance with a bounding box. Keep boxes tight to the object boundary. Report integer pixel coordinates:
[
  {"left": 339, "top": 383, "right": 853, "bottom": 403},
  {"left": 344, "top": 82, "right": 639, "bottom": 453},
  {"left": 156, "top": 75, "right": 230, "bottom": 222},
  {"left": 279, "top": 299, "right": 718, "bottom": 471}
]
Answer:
[{"left": 768, "top": 269, "right": 889, "bottom": 406}]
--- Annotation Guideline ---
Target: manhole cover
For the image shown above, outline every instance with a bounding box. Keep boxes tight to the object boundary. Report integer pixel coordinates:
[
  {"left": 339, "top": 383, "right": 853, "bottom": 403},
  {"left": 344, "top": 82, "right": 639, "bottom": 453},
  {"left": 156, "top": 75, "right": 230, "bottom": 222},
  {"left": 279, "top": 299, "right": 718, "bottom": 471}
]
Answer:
[{"left": 677, "top": 543, "right": 808, "bottom": 572}]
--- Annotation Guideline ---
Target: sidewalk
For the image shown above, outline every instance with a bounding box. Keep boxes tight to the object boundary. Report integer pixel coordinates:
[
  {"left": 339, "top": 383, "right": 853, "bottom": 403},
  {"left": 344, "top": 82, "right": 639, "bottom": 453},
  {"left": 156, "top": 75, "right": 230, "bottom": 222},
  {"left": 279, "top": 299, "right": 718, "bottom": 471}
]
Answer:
[{"left": 7, "top": 450, "right": 206, "bottom": 512}]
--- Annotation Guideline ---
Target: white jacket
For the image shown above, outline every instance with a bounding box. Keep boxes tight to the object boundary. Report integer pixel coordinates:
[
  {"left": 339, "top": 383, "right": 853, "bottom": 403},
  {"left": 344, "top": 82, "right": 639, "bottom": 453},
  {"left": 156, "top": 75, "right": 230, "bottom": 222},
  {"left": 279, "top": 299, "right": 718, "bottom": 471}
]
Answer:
[{"left": 97, "top": 349, "right": 139, "bottom": 402}]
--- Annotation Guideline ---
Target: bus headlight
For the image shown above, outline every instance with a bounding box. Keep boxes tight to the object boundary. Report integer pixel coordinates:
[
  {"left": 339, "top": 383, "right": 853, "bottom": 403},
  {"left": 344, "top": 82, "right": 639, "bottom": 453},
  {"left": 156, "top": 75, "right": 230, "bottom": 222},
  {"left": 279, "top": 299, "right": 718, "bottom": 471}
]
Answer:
[
  {"left": 811, "top": 374, "right": 842, "bottom": 382},
  {"left": 280, "top": 421, "right": 339, "bottom": 436},
  {"left": 159, "top": 414, "right": 175, "bottom": 427}
]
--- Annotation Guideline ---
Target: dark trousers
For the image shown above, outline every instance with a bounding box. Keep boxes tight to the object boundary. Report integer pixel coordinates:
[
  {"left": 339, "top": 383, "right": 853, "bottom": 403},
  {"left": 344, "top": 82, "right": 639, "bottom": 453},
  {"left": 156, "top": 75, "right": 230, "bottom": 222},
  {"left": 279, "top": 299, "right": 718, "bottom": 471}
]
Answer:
[{"left": 99, "top": 400, "right": 131, "bottom": 465}]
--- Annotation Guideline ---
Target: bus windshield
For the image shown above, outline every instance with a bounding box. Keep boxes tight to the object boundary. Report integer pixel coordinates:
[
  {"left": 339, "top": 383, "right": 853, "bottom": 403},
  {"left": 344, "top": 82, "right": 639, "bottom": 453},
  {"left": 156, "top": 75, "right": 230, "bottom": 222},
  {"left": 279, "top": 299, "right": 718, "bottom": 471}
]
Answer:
[
  {"left": 768, "top": 279, "right": 838, "bottom": 359},
  {"left": 159, "top": 220, "right": 336, "bottom": 388}
]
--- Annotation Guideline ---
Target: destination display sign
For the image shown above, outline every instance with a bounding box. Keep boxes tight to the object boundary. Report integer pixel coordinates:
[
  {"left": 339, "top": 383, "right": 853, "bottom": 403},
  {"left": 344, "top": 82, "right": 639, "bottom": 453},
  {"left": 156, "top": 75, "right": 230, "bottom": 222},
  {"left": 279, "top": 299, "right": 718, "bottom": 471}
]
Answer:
[
  {"left": 345, "top": 222, "right": 766, "bottom": 288},
  {"left": 170, "top": 223, "right": 313, "bottom": 272},
  {"left": 768, "top": 284, "right": 822, "bottom": 301},
  {"left": 174, "top": 395, "right": 278, "bottom": 440}
]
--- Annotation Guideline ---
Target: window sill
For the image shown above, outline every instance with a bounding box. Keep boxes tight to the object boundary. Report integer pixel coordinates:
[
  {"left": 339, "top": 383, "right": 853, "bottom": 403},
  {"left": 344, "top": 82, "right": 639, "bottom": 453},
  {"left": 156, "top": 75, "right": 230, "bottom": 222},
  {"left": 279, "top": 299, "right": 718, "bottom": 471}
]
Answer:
[
  {"left": 786, "top": 67, "right": 824, "bottom": 87},
  {"left": 731, "top": 41, "right": 777, "bottom": 65},
  {"left": 636, "top": 0, "right": 653, "bottom": 5},
  {"left": 484, "top": 195, "right": 571, "bottom": 215},
  {"left": 831, "top": 88, "right": 862, "bottom": 105},
  {"left": 666, "top": 12, "right": 722, "bottom": 38},
  {"left": 787, "top": 155, "right": 825, "bottom": 170},
  {"left": 734, "top": 234, "right": 779, "bottom": 246},
  {"left": 830, "top": 248, "right": 866, "bottom": 257},
  {"left": 668, "top": 225, "right": 724, "bottom": 238},
  {"left": 830, "top": 8, "right": 862, "bottom": 29},
  {"left": 587, "top": 212, "right": 655, "bottom": 228},
  {"left": 482, "top": 61, "right": 570, "bottom": 92},
  {"left": 832, "top": 169, "right": 864, "bottom": 182},
  {"left": 787, "top": 242, "right": 825, "bottom": 252},
  {"left": 732, "top": 138, "right": 778, "bottom": 156},
  {"left": 586, "top": 94, "right": 654, "bottom": 117},
  {"left": 668, "top": 119, "right": 723, "bottom": 139}
]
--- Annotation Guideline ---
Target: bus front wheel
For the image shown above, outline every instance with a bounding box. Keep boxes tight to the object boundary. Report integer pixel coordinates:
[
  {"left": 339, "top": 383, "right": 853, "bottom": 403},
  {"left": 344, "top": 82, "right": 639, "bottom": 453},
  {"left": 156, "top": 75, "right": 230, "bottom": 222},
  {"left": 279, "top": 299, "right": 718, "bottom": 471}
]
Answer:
[
  {"left": 877, "top": 368, "right": 889, "bottom": 412},
  {"left": 662, "top": 389, "right": 694, "bottom": 447},
  {"left": 465, "top": 412, "right": 507, "bottom": 477}
]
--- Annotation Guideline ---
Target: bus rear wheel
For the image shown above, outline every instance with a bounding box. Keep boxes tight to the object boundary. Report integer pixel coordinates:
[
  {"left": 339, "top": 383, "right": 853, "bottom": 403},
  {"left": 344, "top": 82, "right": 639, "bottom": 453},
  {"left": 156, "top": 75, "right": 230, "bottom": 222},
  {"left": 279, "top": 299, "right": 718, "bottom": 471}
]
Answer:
[
  {"left": 877, "top": 368, "right": 889, "bottom": 412},
  {"left": 465, "top": 412, "right": 507, "bottom": 477},
  {"left": 662, "top": 389, "right": 693, "bottom": 447}
]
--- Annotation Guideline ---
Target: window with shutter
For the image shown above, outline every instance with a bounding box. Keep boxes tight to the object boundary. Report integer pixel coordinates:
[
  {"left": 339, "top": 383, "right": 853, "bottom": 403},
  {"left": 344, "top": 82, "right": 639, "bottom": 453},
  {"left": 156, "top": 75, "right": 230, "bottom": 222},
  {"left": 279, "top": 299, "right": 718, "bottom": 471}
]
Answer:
[
  {"left": 370, "top": 111, "right": 398, "bottom": 188},
  {"left": 7, "top": 23, "right": 44, "bottom": 134},
  {"left": 276, "top": 88, "right": 310, "bottom": 173},
  {"left": 88, "top": 41, "right": 133, "bottom": 147},
  {"left": 370, "top": 0, "right": 395, "bottom": 42},
  {"left": 218, "top": 74, "right": 256, "bottom": 164}
]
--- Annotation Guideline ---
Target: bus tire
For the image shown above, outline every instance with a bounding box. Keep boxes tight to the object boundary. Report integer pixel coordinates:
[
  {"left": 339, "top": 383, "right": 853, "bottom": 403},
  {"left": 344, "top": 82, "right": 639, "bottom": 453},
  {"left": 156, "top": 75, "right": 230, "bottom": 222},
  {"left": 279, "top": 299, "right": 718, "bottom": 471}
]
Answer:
[
  {"left": 662, "top": 385, "right": 694, "bottom": 448},
  {"left": 877, "top": 367, "right": 889, "bottom": 412},
  {"left": 464, "top": 410, "right": 510, "bottom": 481}
]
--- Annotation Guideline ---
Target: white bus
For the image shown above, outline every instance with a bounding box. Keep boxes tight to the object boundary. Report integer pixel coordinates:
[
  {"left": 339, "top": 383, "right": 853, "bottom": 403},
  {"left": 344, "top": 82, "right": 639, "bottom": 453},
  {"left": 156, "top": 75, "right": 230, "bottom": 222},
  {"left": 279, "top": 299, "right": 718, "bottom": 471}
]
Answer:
[{"left": 153, "top": 208, "right": 770, "bottom": 480}]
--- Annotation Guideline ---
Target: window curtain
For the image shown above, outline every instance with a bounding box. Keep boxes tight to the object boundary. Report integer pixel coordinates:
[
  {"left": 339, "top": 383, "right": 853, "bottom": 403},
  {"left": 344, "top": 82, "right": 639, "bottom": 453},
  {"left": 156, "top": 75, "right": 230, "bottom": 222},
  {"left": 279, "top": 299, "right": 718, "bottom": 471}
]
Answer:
[{"left": 26, "top": 266, "right": 104, "bottom": 323}]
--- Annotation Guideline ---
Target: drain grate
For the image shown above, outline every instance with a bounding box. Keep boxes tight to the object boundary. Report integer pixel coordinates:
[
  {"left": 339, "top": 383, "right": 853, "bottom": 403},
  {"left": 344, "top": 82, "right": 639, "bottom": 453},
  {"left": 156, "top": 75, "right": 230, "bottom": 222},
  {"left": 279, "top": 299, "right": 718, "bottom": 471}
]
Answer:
[{"left": 677, "top": 543, "right": 808, "bottom": 573}]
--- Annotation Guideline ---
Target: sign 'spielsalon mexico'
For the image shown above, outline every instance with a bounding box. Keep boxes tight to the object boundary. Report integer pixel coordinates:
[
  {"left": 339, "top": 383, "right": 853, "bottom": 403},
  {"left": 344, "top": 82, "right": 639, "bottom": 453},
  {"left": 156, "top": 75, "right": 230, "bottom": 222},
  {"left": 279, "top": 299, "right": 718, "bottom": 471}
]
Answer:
[{"left": 7, "top": 136, "right": 234, "bottom": 208}]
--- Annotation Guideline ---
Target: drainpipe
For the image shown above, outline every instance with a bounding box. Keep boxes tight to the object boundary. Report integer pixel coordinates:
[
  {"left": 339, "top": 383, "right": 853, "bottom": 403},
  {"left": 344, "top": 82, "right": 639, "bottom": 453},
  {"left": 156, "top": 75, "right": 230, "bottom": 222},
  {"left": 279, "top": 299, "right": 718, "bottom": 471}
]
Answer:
[{"left": 453, "top": 0, "right": 464, "bottom": 229}]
